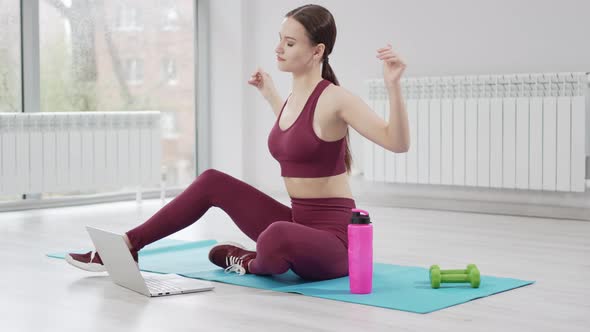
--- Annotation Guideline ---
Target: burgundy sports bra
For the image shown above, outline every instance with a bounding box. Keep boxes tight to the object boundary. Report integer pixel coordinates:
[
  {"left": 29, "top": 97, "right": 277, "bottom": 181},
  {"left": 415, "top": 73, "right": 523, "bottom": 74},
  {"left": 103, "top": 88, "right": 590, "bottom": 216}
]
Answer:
[{"left": 267, "top": 79, "right": 347, "bottom": 178}]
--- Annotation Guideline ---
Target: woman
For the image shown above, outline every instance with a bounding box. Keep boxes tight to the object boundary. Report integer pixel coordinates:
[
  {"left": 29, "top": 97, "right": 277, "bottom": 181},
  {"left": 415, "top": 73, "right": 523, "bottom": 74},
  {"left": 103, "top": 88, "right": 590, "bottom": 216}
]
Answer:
[{"left": 67, "top": 4, "right": 409, "bottom": 281}]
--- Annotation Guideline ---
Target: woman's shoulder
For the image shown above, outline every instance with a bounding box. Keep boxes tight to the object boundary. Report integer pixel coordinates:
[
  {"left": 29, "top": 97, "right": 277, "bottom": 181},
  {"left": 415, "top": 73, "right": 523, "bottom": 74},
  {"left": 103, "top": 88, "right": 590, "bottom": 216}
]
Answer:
[{"left": 321, "top": 83, "right": 356, "bottom": 112}]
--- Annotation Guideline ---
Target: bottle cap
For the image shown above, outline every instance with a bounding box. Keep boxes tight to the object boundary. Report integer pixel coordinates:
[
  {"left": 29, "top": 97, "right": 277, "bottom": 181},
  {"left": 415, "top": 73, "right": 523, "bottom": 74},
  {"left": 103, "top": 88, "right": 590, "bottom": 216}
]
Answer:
[{"left": 351, "top": 208, "right": 371, "bottom": 224}]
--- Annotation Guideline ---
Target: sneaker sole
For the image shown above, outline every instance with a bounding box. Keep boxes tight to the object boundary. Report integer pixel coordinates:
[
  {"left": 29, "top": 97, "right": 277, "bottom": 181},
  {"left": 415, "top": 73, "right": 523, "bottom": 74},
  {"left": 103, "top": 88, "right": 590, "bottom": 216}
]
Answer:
[{"left": 65, "top": 254, "right": 107, "bottom": 272}]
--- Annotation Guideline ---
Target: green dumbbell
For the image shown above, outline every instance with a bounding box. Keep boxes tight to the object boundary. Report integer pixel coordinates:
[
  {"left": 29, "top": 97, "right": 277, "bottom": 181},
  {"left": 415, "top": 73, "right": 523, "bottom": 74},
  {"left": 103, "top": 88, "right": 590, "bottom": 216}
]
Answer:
[
  {"left": 429, "top": 265, "right": 481, "bottom": 289},
  {"left": 429, "top": 264, "right": 478, "bottom": 276}
]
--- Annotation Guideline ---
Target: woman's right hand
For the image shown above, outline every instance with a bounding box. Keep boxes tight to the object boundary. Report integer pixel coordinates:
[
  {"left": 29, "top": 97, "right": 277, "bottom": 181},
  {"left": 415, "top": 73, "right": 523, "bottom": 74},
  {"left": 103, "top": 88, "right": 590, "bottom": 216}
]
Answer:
[{"left": 247, "top": 67, "right": 275, "bottom": 100}]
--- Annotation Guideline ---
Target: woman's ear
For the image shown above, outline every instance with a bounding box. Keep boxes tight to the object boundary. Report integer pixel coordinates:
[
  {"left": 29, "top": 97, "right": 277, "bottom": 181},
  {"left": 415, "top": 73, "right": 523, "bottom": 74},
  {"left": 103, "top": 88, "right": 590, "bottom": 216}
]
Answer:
[{"left": 314, "top": 43, "right": 326, "bottom": 60}]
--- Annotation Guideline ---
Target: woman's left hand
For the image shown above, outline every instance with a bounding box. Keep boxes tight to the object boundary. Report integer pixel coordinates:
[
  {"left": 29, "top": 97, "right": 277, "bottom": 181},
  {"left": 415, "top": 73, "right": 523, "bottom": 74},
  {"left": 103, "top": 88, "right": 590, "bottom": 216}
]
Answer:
[{"left": 376, "top": 43, "right": 407, "bottom": 87}]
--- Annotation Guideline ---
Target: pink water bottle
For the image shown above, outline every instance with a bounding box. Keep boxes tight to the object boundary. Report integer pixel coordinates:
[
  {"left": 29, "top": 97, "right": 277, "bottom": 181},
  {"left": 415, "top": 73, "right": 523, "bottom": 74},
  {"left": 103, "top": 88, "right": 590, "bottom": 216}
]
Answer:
[{"left": 348, "top": 208, "right": 373, "bottom": 294}]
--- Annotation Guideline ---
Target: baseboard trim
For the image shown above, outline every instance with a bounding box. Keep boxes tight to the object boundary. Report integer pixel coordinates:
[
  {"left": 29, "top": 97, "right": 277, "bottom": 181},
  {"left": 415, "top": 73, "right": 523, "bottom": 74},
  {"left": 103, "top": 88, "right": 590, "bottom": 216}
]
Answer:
[
  {"left": 350, "top": 191, "right": 590, "bottom": 221},
  {"left": 0, "top": 188, "right": 184, "bottom": 213}
]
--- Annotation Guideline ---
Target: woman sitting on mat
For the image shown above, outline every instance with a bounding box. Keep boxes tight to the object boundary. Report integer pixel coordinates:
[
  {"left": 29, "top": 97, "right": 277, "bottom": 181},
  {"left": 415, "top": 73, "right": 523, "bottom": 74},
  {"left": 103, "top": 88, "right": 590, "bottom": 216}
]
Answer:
[{"left": 67, "top": 4, "right": 409, "bottom": 281}]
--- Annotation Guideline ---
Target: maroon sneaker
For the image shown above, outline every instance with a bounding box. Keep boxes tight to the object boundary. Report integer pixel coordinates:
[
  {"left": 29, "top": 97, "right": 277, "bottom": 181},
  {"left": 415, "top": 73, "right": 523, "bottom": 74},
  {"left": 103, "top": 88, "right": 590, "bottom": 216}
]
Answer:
[
  {"left": 66, "top": 250, "right": 138, "bottom": 272},
  {"left": 208, "top": 242, "right": 256, "bottom": 275}
]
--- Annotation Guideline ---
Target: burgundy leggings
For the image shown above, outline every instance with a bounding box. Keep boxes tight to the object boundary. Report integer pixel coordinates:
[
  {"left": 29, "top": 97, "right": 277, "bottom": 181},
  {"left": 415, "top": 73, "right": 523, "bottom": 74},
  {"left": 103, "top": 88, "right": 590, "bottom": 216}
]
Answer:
[{"left": 126, "top": 169, "right": 356, "bottom": 280}]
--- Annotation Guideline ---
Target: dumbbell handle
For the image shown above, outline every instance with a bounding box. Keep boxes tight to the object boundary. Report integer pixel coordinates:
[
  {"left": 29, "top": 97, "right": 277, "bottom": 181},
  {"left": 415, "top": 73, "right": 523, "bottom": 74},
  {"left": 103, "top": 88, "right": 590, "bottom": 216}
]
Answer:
[
  {"left": 440, "top": 269, "right": 470, "bottom": 274},
  {"left": 440, "top": 274, "right": 471, "bottom": 282}
]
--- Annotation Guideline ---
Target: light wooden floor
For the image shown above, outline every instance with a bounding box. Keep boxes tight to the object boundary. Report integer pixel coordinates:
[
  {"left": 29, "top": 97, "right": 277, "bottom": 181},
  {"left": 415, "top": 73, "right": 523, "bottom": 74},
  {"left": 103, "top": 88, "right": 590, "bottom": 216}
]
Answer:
[{"left": 1, "top": 195, "right": 589, "bottom": 331}]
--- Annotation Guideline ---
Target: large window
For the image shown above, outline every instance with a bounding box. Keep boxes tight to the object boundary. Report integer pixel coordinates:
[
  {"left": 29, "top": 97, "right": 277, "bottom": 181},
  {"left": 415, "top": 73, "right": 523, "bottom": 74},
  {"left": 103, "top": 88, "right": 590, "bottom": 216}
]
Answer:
[
  {"left": 0, "top": 0, "right": 21, "bottom": 113},
  {"left": 39, "top": 0, "right": 196, "bottom": 195},
  {"left": 1, "top": 0, "right": 196, "bottom": 203}
]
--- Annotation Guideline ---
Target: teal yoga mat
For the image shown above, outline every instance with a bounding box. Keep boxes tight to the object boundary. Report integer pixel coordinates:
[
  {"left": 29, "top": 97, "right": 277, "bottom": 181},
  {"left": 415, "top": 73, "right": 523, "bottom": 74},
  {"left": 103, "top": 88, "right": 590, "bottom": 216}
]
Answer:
[{"left": 48, "top": 239, "right": 534, "bottom": 314}]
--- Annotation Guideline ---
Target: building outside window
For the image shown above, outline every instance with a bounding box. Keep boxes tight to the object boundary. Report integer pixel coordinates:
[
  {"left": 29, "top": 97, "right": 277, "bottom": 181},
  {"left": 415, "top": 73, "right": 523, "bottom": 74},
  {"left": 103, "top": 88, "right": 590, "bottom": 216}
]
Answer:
[
  {"left": 124, "top": 58, "right": 144, "bottom": 84},
  {"left": 115, "top": 4, "right": 143, "bottom": 31},
  {"left": 162, "top": 58, "right": 177, "bottom": 85},
  {"left": 162, "top": 2, "right": 180, "bottom": 31}
]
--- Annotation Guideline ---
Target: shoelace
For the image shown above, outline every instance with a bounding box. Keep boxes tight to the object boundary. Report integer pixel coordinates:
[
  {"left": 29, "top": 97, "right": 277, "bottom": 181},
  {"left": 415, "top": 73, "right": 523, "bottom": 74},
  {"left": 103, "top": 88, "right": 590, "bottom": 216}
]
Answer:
[
  {"left": 89, "top": 251, "right": 99, "bottom": 263},
  {"left": 224, "top": 255, "right": 248, "bottom": 275}
]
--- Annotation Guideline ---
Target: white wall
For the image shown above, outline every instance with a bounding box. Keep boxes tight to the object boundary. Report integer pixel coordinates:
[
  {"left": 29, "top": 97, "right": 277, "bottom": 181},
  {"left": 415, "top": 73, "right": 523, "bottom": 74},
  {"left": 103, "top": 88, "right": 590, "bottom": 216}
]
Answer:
[
  {"left": 208, "top": 0, "right": 590, "bottom": 193},
  {"left": 208, "top": 0, "right": 246, "bottom": 178}
]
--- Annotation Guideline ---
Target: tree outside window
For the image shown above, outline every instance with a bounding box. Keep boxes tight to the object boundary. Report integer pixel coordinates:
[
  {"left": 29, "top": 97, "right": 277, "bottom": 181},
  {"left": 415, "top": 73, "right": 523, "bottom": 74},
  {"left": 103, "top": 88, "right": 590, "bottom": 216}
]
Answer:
[{"left": 0, "top": 0, "right": 21, "bottom": 113}]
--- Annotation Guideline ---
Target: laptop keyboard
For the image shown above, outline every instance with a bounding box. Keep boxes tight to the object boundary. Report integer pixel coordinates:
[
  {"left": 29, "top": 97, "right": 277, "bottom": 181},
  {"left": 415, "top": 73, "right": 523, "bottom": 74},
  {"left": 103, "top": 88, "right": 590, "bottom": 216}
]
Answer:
[{"left": 145, "top": 278, "right": 183, "bottom": 293}]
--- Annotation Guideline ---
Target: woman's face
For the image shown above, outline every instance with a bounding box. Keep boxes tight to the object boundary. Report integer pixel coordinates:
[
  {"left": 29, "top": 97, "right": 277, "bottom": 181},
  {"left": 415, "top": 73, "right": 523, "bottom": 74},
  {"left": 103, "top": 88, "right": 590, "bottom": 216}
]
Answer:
[{"left": 275, "top": 17, "right": 323, "bottom": 73}]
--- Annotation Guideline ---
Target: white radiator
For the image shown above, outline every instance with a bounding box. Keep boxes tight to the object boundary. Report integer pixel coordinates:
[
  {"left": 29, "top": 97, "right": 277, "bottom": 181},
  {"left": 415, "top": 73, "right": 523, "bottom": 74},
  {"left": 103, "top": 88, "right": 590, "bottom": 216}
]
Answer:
[
  {"left": 0, "top": 111, "right": 161, "bottom": 195},
  {"left": 364, "top": 72, "right": 588, "bottom": 192}
]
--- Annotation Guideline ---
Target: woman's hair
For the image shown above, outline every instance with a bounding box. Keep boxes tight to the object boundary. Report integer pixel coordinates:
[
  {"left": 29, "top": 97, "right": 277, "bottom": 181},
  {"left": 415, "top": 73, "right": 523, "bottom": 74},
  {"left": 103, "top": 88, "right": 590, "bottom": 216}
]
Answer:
[{"left": 285, "top": 4, "right": 353, "bottom": 175}]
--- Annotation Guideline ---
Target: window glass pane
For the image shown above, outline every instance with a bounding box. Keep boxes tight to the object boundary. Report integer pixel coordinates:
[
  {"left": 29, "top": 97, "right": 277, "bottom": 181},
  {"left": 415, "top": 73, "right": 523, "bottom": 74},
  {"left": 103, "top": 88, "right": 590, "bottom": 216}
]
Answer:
[
  {"left": 0, "top": 0, "right": 22, "bottom": 113},
  {"left": 0, "top": 0, "right": 22, "bottom": 203},
  {"left": 39, "top": 0, "right": 196, "bottom": 198}
]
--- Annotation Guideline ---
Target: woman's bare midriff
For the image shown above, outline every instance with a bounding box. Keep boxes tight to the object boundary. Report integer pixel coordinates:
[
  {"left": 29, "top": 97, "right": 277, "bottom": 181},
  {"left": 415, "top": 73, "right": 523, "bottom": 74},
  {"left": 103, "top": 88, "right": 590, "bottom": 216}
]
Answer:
[{"left": 283, "top": 172, "right": 353, "bottom": 199}]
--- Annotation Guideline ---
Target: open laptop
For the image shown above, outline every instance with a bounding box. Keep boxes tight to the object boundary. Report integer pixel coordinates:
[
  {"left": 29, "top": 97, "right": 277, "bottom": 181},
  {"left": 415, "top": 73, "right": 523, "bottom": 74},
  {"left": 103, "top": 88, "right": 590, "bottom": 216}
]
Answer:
[{"left": 86, "top": 226, "right": 214, "bottom": 297}]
